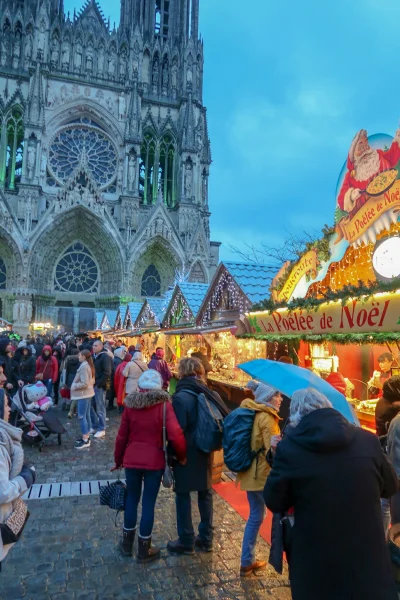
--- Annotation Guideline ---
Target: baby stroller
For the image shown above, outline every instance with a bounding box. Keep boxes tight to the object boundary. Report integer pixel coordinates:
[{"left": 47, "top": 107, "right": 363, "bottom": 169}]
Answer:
[{"left": 11, "top": 385, "right": 66, "bottom": 452}]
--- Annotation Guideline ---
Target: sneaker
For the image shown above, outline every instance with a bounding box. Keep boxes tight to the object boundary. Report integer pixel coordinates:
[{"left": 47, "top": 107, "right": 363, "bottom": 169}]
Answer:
[
  {"left": 75, "top": 439, "right": 91, "bottom": 450},
  {"left": 89, "top": 428, "right": 97, "bottom": 435},
  {"left": 194, "top": 536, "right": 213, "bottom": 552},
  {"left": 167, "top": 539, "right": 195, "bottom": 555},
  {"left": 94, "top": 430, "right": 106, "bottom": 439},
  {"left": 240, "top": 560, "right": 267, "bottom": 577}
]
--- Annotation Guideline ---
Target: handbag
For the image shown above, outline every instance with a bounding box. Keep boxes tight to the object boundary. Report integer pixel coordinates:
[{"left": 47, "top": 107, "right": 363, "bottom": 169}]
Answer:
[
  {"left": 99, "top": 478, "right": 127, "bottom": 511},
  {"left": 162, "top": 401, "right": 174, "bottom": 489},
  {"left": 0, "top": 498, "right": 30, "bottom": 545}
]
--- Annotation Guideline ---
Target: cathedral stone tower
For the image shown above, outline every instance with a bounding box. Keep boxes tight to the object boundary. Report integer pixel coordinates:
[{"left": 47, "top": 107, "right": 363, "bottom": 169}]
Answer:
[{"left": 0, "top": 0, "right": 219, "bottom": 332}]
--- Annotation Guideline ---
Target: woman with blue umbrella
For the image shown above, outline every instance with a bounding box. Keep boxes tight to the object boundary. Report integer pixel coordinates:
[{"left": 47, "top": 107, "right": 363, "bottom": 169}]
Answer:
[{"left": 263, "top": 387, "right": 398, "bottom": 600}]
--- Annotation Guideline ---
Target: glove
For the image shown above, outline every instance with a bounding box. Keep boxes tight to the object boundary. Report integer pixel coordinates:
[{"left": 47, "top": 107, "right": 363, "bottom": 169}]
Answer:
[{"left": 19, "top": 465, "right": 36, "bottom": 488}]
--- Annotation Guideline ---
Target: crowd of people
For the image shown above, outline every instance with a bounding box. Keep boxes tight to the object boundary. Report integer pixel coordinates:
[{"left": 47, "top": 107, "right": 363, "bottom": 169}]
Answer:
[{"left": 1, "top": 331, "right": 400, "bottom": 598}]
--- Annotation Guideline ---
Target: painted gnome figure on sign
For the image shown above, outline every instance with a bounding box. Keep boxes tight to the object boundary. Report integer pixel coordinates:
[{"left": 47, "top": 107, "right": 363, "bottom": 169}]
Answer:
[{"left": 337, "top": 129, "right": 400, "bottom": 217}]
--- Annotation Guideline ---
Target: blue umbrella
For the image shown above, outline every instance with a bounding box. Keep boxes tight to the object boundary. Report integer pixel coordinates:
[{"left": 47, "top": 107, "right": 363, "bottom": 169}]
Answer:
[{"left": 238, "top": 359, "right": 358, "bottom": 425}]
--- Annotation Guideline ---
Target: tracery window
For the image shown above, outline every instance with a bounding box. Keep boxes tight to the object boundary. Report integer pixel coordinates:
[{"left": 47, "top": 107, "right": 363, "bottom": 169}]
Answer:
[
  {"left": 0, "top": 258, "right": 6, "bottom": 290},
  {"left": 139, "top": 132, "right": 176, "bottom": 206},
  {"left": 0, "top": 107, "right": 24, "bottom": 190},
  {"left": 54, "top": 243, "right": 99, "bottom": 293},
  {"left": 141, "top": 264, "right": 161, "bottom": 297},
  {"left": 155, "top": 0, "right": 169, "bottom": 39},
  {"left": 48, "top": 121, "right": 118, "bottom": 189}
]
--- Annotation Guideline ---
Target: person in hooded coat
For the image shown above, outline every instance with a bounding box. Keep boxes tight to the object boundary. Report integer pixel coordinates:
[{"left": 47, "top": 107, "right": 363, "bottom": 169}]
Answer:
[
  {"left": 148, "top": 348, "right": 172, "bottom": 390},
  {"left": 0, "top": 390, "right": 36, "bottom": 567},
  {"left": 167, "top": 357, "right": 229, "bottom": 555},
  {"left": 0, "top": 337, "right": 22, "bottom": 396},
  {"left": 18, "top": 347, "right": 36, "bottom": 385},
  {"left": 263, "top": 388, "right": 398, "bottom": 600},
  {"left": 35, "top": 345, "right": 58, "bottom": 398},
  {"left": 114, "top": 353, "right": 132, "bottom": 410}
]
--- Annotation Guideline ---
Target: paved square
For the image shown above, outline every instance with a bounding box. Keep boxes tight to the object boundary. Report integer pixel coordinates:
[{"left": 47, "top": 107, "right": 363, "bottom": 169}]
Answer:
[{"left": 1, "top": 409, "right": 291, "bottom": 600}]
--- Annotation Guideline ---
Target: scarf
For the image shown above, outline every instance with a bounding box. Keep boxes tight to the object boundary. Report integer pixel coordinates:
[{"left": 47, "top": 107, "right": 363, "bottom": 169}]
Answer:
[
  {"left": 175, "top": 377, "right": 230, "bottom": 417},
  {"left": 0, "top": 419, "right": 24, "bottom": 478}
]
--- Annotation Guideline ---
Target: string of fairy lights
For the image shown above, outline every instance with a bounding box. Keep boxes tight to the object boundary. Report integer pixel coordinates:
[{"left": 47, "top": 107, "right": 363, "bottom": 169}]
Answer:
[{"left": 201, "top": 270, "right": 250, "bottom": 324}]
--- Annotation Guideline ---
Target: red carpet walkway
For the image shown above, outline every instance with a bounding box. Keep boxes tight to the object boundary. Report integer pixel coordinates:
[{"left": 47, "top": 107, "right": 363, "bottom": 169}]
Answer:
[{"left": 213, "top": 481, "right": 273, "bottom": 545}]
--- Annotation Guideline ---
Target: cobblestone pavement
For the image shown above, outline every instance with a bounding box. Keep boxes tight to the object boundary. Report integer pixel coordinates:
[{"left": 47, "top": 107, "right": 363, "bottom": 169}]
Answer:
[{"left": 1, "top": 406, "right": 291, "bottom": 600}]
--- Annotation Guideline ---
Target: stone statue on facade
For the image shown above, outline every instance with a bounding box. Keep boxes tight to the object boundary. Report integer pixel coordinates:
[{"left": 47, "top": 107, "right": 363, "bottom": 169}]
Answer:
[
  {"left": 74, "top": 42, "right": 83, "bottom": 72},
  {"left": 12, "top": 36, "right": 21, "bottom": 69},
  {"left": 128, "top": 155, "right": 136, "bottom": 191},
  {"left": 184, "top": 162, "right": 193, "bottom": 197},
  {"left": 41, "top": 151, "right": 47, "bottom": 177},
  {"left": 97, "top": 46, "right": 104, "bottom": 75},
  {"left": 24, "top": 33, "right": 33, "bottom": 64},
  {"left": 152, "top": 58, "right": 159, "bottom": 90},
  {"left": 27, "top": 144, "right": 36, "bottom": 180},
  {"left": 118, "top": 92, "right": 126, "bottom": 120},
  {"left": 132, "top": 41, "right": 140, "bottom": 74},
  {"left": 37, "top": 20, "right": 46, "bottom": 59},
  {"left": 62, "top": 40, "right": 70, "bottom": 68},
  {"left": 50, "top": 37, "right": 59, "bottom": 67},
  {"left": 24, "top": 194, "right": 33, "bottom": 235},
  {"left": 162, "top": 61, "right": 169, "bottom": 95},
  {"left": 0, "top": 38, "right": 8, "bottom": 67},
  {"left": 108, "top": 50, "right": 116, "bottom": 78},
  {"left": 86, "top": 45, "right": 94, "bottom": 72},
  {"left": 119, "top": 50, "right": 127, "bottom": 81}
]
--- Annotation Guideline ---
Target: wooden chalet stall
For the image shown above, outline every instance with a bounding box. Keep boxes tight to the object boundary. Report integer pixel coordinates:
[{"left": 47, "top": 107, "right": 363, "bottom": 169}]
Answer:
[
  {"left": 135, "top": 298, "right": 167, "bottom": 361},
  {"left": 193, "top": 262, "right": 271, "bottom": 407},
  {"left": 244, "top": 124, "right": 400, "bottom": 430}
]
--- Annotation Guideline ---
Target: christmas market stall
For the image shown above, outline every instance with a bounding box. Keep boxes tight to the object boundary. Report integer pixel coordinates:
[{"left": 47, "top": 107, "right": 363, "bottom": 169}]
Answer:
[
  {"left": 135, "top": 298, "right": 167, "bottom": 361},
  {"left": 243, "top": 124, "right": 400, "bottom": 429},
  {"left": 162, "top": 282, "right": 209, "bottom": 361},
  {"left": 193, "top": 262, "right": 272, "bottom": 405},
  {"left": 111, "top": 301, "right": 146, "bottom": 346}
]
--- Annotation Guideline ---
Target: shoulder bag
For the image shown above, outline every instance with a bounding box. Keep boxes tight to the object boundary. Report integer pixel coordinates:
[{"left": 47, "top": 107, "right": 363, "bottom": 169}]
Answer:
[
  {"left": 162, "top": 401, "right": 174, "bottom": 489},
  {"left": 0, "top": 498, "right": 30, "bottom": 545}
]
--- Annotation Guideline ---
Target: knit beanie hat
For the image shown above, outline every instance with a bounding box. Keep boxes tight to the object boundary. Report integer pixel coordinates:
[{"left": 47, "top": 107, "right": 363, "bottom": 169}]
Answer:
[
  {"left": 114, "top": 347, "right": 126, "bottom": 360},
  {"left": 133, "top": 351, "right": 143, "bottom": 361},
  {"left": 138, "top": 370, "right": 163, "bottom": 391},
  {"left": 383, "top": 376, "right": 400, "bottom": 403},
  {"left": 0, "top": 337, "right": 10, "bottom": 355},
  {"left": 246, "top": 380, "right": 279, "bottom": 405}
]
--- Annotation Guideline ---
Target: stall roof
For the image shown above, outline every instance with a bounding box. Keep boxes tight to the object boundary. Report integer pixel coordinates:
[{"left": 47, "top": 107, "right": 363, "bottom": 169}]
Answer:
[
  {"left": 223, "top": 262, "right": 272, "bottom": 304},
  {"left": 146, "top": 298, "right": 166, "bottom": 323},
  {"left": 118, "top": 305, "right": 128, "bottom": 325},
  {"left": 126, "top": 302, "right": 144, "bottom": 326},
  {"left": 178, "top": 283, "right": 209, "bottom": 316},
  {"left": 104, "top": 309, "right": 118, "bottom": 329},
  {"left": 95, "top": 311, "right": 103, "bottom": 330}
]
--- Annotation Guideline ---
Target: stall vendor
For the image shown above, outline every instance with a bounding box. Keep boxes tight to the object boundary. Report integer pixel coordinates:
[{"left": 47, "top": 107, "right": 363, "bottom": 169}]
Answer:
[{"left": 368, "top": 353, "right": 394, "bottom": 397}]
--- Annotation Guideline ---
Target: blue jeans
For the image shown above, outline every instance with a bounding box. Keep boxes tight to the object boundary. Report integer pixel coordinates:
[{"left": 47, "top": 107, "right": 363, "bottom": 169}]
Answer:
[
  {"left": 124, "top": 469, "right": 163, "bottom": 537},
  {"left": 77, "top": 398, "right": 92, "bottom": 437},
  {"left": 241, "top": 491, "right": 266, "bottom": 567},
  {"left": 382, "top": 497, "right": 391, "bottom": 538},
  {"left": 43, "top": 379, "right": 53, "bottom": 398},
  {"left": 91, "top": 387, "right": 106, "bottom": 432},
  {"left": 176, "top": 490, "right": 213, "bottom": 547}
]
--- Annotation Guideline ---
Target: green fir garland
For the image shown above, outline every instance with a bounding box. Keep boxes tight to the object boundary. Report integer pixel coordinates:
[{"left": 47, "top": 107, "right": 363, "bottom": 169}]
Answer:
[
  {"left": 253, "top": 278, "right": 400, "bottom": 314},
  {"left": 238, "top": 332, "right": 400, "bottom": 345}
]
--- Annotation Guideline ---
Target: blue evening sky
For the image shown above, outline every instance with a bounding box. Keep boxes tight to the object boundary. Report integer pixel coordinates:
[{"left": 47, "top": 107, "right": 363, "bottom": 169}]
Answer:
[{"left": 65, "top": 0, "right": 400, "bottom": 262}]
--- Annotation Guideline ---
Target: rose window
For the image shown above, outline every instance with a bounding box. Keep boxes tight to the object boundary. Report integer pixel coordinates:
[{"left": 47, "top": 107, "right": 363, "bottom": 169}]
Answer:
[
  {"left": 54, "top": 243, "right": 99, "bottom": 293},
  {"left": 48, "top": 124, "right": 118, "bottom": 189}
]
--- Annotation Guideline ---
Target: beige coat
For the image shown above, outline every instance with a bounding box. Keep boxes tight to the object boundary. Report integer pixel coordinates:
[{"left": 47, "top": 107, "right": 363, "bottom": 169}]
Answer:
[
  {"left": 70, "top": 361, "right": 95, "bottom": 400},
  {"left": 0, "top": 420, "right": 27, "bottom": 562},
  {"left": 122, "top": 359, "right": 148, "bottom": 395},
  {"left": 236, "top": 398, "right": 280, "bottom": 492}
]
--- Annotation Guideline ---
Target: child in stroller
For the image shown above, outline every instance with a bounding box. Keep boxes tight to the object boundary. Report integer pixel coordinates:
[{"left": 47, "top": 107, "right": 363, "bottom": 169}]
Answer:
[{"left": 10, "top": 384, "right": 66, "bottom": 452}]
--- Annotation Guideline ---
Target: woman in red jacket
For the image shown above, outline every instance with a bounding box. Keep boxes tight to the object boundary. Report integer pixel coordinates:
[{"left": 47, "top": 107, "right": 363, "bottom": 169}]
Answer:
[
  {"left": 113, "top": 369, "right": 186, "bottom": 563},
  {"left": 114, "top": 352, "right": 132, "bottom": 413},
  {"left": 35, "top": 345, "right": 59, "bottom": 398}
]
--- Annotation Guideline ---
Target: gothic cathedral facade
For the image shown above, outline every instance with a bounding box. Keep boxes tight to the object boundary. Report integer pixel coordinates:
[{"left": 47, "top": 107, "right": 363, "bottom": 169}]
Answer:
[{"left": 0, "top": 0, "right": 219, "bottom": 333}]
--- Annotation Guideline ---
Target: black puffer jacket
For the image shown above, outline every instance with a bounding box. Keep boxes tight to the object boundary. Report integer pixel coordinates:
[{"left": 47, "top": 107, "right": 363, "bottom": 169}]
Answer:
[
  {"left": 94, "top": 351, "right": 112, "bottom": 389},
  {"left": 18, "top": 348, "right": 36, "bottom": 384},
  {"left": 0, "top": 337, "right": 20, "bottom": 394},
  {"left": 264, "top": 408, "right": 398, "bottom": 600}
]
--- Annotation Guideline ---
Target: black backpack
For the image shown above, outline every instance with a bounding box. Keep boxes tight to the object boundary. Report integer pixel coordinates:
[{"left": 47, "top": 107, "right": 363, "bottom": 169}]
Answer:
[{"left": 182, "top": 389, "right": 224, "bottom": 454}]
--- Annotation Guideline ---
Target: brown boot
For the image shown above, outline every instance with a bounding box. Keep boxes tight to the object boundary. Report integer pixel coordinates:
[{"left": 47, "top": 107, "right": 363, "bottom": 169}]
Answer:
[
  {"left": 240, "top": 560, "right": 267, "bottom": 577},
  {"left": 137, "top": 536, "right": 161, "bottom": 564},
  {"left": 118, "top": 528, "right": 135, "bottom": 557}
]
